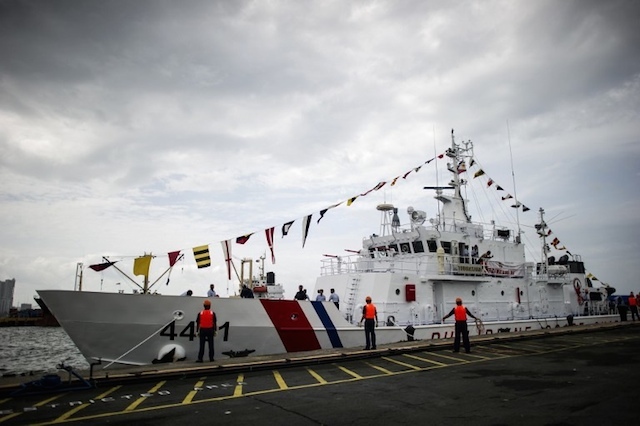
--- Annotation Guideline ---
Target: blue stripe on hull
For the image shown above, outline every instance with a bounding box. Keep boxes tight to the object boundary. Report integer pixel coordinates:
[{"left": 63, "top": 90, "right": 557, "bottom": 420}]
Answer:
[{"left": 311, "top": 302, "right": 343, "bottom": 348}]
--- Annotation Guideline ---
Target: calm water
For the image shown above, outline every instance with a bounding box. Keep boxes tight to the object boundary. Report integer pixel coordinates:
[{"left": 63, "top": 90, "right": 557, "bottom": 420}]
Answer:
[{"left": 0, "top": 327, "right": 89, "bottom": 376}]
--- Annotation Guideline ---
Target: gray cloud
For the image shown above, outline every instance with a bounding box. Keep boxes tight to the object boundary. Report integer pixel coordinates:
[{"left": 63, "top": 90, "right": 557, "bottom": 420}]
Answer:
[{"left": 1, "top": 0, "right": 639, "bottom": 303}]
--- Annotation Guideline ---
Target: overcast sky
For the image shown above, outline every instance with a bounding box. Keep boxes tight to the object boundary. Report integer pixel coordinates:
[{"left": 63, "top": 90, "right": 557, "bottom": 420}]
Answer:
[{"left": 1, "top": 0, "right": 639, "bottom": 306}]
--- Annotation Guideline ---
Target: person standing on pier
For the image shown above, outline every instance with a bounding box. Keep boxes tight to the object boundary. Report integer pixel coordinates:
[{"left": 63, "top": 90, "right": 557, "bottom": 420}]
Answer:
[
  {"left": 196, "top": 299, "right": 217, "bottom": 362},
  {"left": 359, "top": 296, "right": 378, "bottom": 350},
  {"left": 442, "top": 297, "right": 478, "bottom": 353},
  {"left": 629, "top": 292, "right": 638, "bottom": 321}
]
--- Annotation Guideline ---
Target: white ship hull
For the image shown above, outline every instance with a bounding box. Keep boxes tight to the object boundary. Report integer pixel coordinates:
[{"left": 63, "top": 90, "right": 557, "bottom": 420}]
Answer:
[{"left": 37, "top": 289, "right": 618, "bottom": 367}]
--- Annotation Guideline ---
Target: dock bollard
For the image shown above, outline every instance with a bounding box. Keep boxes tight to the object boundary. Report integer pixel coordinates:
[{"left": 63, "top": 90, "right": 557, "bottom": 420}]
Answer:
[
  {"left": 618, "top": 305, "right": 628, "bottom": 321},
  {"left": 404, "top": 325, "right": 415, "bottom": 341}
]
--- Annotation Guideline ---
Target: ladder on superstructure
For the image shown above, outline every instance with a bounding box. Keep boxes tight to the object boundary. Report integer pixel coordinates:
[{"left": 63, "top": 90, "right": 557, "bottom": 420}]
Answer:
[{"left": 344, "top": 276, "right": 361, "bottom": 324}]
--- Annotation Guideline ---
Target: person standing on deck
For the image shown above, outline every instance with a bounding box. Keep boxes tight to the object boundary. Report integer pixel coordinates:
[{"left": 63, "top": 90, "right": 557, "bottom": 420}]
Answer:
[
  {"left": 294, "top": 285, "right": 308, "bottom": 300},
  {"left": 471, "top": 245, "right": 479, "bottom": 263},
  {"left": 359, "top": 296, "right": 378, "bottom": 350},
  {"left": 207, "top": 284, "right": 217, "bottom": 298},
  {"left": 316, "top": 289, "right": 326, "bottom": 301},
  {"left": 478, "top": 251, "right": 493, "bottom": 264},
  {"left": 240, "top": 284, "right": 254, "bottom": 298},
  {"left": 629, "top": 292, "right": 638, "bottom": 321},
  {"left": 329, "top": 288, "right": 340, "bottom": 309},
  {"left": 196, "top": 299, "right": 217, "bottom": 362},
  {"left": 442, "top": 297, "right": 477, "bottom": 353}
]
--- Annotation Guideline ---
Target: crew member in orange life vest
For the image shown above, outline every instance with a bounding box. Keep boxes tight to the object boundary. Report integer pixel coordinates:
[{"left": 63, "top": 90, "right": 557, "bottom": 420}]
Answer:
[
  {"left": 359, "top": 296, "right": 378, "bottom": 350},
  {"left": 196, "top": 299, "right": 217, "bottom": 362},
  {"left": 629, "top": 292, "right": 638, "bottom": 321},
  {"left": 442, "top": 297, "right": 477, "bottom": 353}
]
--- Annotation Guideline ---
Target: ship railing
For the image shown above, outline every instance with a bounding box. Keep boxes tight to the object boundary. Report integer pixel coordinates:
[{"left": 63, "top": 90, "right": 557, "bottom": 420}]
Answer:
[
  {"left": 319, "top": 255, "right": 361, "bottom": 275},
  {"left": 320, "top": 253, "right": 527, "bottom": 278},
  {"left": 320, "top": 256, "right": 442, "bottom": 276},
  {"left": 573, "top": 300, "right": 612, "bottom": 317},
  {"left": 436, "top": 218, "right": 516, "bottom": 243}
]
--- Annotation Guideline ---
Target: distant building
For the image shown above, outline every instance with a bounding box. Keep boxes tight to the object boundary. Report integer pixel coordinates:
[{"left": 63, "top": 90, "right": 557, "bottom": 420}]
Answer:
[{"left": 0, "top": 278, "right": 16, "bottom": 317}]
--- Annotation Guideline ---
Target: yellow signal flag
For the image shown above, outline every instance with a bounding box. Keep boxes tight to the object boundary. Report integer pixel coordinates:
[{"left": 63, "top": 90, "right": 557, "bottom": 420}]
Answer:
[
  {"left": 133, "top": 255, "right": 152, "bottom": 276},
  {"left": 473, "top": 169, "right": 485, "bottom": 178},
  {"left": 193, "top": 245, "right": 211, "bottom": 268}
]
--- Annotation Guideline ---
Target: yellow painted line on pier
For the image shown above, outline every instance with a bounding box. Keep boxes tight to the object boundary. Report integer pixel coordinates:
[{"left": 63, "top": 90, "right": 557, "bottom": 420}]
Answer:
[
  {"left": 306, "top": 367, "right": 328, "bottom": 384},
  {"left": 382, "top": 356, "right": 422, "bottom": 371},
  {"left": 559, "top": 336, "right": 601, "bottom": 345},
  {"left": 182, "top": 380, "right": 205, "bottom": 404},
  {"left": 53, "top": 386, "right": 122, "bottom": 423},
  {"left": 125, "top": 381, "right": 166, "bottom": 411},
  {"left": 0, "top": 399, "right": 9, "bottom": 405},
  {"left": 507, "top": 341, "right": 544, "bottom": 351},
  {"left": 0, "top": 413, "right": 13, "bottom": 424},
  {"left": 423, "top": 351, "right": 467, "bottom": 363},
  {"left": 0, "top": 394, "right": 62, "bottom": 424},
  {"left": 365, "top": 362, "right": 393, "bottom": 375},
  {"left": 490, "top": 343, "right": 531, "bottom": 352},
  {"left": 462, "top": 352, "right": 491, "bottom": 360},
  {"left": 35, "top": 395, "right": 62, "bottom": 406},
  {"left": 233, "top": 374, "right": 244, "bottom": 396},
  {"left": 472, "top": 347, "right": 513, "bottom": 356},
  {"left": 58, "top": 372, "right": 384, "bottom": 425},
  {"left": 404, "top": 353, "right": 451, "bottom": 366},
  {"left": 337, "top": 365, "right": 363, "bottom": 379},
  {"left": 273, "top": 371, "right": 288, "bottom": 390}
]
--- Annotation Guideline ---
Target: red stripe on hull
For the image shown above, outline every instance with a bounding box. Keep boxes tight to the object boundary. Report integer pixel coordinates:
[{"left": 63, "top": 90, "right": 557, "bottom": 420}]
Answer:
[{"left": 260, "top": 299, "right": 321, "bottom": 352}]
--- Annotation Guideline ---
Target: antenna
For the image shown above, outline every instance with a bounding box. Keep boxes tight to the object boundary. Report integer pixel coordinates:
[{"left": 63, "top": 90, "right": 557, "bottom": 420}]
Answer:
[
  {"left": 376, "top": 203, "right": 395, "bottom": 236},
  {"left": 433, "top": 126, "right": 442, "bottom": 229},
  {"left": 507, "top": 120, "right": 522, "bottom": 243}
]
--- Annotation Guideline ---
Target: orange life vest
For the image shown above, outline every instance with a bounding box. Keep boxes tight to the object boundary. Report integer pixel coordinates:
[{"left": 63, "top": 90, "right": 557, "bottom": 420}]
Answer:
[
  {"left": 629, "top": 297, "right": 637, "bottom": 307},
  {"left": 454, "top": 305, "right": 467, "bottom": 321},
  {"left": 364, "top": 303, "right": 377, "bottom": 319},
  {"left": 199, "top": 310, "right": 215, "bottom": 328}
]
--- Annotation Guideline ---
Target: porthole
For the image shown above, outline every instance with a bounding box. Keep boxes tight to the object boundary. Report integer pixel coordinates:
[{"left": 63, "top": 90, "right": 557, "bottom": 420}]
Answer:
[
  {"left": 501, "top": 290, "right": 504, "bottom": 296},
  {"left": 395, "top": 289, "right": 400, "bottom": 295},
  {"left": 471, "top": 290, "right": 475, "bottom": 296}
]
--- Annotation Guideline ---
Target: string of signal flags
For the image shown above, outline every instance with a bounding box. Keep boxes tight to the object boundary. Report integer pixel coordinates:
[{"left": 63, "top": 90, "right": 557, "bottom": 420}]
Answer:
[{"left": 87, "top": 143, "right": 577, "bottom": 280}]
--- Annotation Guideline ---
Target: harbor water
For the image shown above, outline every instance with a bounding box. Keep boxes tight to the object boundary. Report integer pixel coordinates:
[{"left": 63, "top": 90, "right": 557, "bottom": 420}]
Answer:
[{"left": 0, "top": 327, "right": 89, "bottom": 376}]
